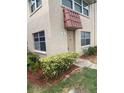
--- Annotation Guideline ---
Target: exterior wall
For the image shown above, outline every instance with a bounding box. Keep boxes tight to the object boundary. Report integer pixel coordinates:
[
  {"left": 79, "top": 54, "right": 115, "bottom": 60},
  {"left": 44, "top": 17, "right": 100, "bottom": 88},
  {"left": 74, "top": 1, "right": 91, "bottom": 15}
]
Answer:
[
  {"left": 48, "top": 0, "right": 68, "bottom": 56},
  {"left": 48, "top": 0, "right": 97, "bottom": 55},
  {"left": 75, "top": 3, "right": 97, "bottom": 54},
  {"left": 27, "top": 0, "right": 51, "bottom": 56},
  {"left": 27, "top": 0, "right": 97, "bottom": 56}
]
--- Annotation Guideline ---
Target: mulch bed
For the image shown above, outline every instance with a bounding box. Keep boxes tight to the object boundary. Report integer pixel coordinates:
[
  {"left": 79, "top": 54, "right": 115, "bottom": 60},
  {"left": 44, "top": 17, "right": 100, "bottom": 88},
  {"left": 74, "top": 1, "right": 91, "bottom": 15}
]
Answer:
[
  {"left": 80, "top": 55, "right": 97, "bottom": 63},
  {"left": 27, "top": 65, "right": 79, "bottom": 86}
]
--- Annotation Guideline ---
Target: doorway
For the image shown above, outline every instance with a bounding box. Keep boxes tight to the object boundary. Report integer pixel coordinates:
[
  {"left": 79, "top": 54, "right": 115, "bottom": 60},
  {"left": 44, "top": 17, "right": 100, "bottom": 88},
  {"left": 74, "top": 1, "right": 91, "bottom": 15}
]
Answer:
[{"left": 67, "top": 31, "right": 75, "bottom": 52}]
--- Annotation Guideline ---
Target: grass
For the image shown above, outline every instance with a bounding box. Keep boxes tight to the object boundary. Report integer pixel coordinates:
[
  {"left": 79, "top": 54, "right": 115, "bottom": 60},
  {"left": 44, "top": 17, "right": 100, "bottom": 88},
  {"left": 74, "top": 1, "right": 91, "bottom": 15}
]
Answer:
[{"left": 27, "top": 67, "right": 97, "bottom": 93}]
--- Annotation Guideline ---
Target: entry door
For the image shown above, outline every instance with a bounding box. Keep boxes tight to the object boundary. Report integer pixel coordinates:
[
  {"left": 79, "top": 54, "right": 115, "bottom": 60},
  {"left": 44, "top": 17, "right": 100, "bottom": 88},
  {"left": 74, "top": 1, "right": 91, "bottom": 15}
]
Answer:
[{"left": 67, "top": 31, "right": 75, "bottom": 52}]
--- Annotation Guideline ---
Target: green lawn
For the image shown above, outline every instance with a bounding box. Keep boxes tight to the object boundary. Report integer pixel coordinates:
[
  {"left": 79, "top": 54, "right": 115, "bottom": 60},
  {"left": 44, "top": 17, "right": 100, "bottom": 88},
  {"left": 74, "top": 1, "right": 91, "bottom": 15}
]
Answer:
[{"left": 28, "top": 67, "right": 97, "bottom": 93}]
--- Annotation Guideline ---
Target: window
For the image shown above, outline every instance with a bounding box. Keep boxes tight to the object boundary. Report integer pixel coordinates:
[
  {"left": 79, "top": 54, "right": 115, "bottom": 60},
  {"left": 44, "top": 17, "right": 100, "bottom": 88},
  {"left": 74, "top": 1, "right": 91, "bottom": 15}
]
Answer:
[
  {"left": 74, "top": 0, "right": 81, "bottom": 4},
  {"left": 36, "top": 0, "right": 41, "bottom": 8},
  {"left": 29, "top": 0, "right": 42, "bottom": 13},
  {"left": 83, "top": 1, "right": 89, "bottom": 16},
  {"left": 62, "top": 0, "right": 89, "bottom": 16},
  {"left": 62, "top": 0, "right": 73, "bottom": 9},
  {"left": 30, "top": 0, "right": 35, "bottom": 13},
  {"left": 33, "top": 31, "right": 46, "bottom": 51},
  {"left": 74, "top": 0, "right": 82, "bottom": 13},
  {"left": 81, "top": 32, "right": 90, "bottom": 46}
]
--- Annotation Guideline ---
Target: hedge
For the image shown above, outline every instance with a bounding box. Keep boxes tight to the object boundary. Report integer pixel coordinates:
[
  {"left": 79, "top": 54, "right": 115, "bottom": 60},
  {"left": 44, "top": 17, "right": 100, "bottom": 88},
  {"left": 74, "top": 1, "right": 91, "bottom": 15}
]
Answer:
[
  {"left": 84, "top": 46, "right": 97, "bottom": 56},
  {"left": 39, "top": 52, "right": 79, "bottom": 79},
  {"left": 27, "top": 52, "right": 40, "bottom": 72}
]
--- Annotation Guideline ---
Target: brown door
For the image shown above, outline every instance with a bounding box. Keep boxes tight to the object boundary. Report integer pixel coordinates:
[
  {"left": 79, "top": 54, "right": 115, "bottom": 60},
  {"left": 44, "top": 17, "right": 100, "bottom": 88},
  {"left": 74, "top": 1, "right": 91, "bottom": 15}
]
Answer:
[{"left": 67, "top": 31, "right": 75, "bottom": 52}]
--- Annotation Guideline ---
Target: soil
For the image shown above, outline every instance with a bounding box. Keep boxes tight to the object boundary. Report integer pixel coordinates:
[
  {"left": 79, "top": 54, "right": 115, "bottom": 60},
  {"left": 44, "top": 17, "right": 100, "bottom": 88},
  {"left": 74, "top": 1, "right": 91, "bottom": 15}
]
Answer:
[
  {"left": 27, "top": 65, "right": 79, "bottom": 86},
  {"left": 80, "top": 55, "right": 97, "bottom": 64}
]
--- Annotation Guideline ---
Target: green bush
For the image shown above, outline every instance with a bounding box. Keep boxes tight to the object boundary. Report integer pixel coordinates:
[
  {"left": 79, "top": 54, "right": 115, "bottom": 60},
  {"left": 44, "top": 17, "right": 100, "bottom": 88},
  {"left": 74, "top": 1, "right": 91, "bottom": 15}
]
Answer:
[
  {"left": 27, "top": 52, "right": 40, "bottom": 72},
  {"left": 39, "top": 52, "right": 79, "bottom": 79},
  {"left": 84, "top": 46, "right": 97, "bottom": 56}
]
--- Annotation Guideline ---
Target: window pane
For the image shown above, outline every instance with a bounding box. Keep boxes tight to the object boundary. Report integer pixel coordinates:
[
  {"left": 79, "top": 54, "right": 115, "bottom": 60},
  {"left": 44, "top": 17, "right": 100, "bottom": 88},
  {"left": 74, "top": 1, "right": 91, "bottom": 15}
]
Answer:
[
  {"left": 40, "top": 37, "right": 45, "bottom": 41},
  {"left": 36, "top": 0, "right": 41, "bottom": 8},
  {"left": 62, "top": 0, "right": 73, "bottom": 9},
  {"left": 81, "top": 39, "right": 86, "bottom": 46},
  {"left": 83, "top": 1, "right": 88, "bottom": 8},
  {"left": 40, "top": 42, "right": 46, "bottom": 51},
  {"left": 81, "top": 32, "right": 90, "bottom": 46},
  {"left": 39, "top": 31, "right": 44, "bottom": 37},
  {"left": 34, "top": 33, "right": 38, "bottom": 38},
  {"left": 81, "top": 32, "right": 85, "bottom": 39},
  {"left": 74, "top": 0, "right": 81, "bottom": 4},
  {"left": 85, "top": 32, "right": 90, "bottom": 39},
  {"left": 86, "top": 39, "right": 90, "bottom": 45},
  {"left": 75, "top": 3, "right": 82, "bottom": 13},
  {"left": 31, "top": 0, "right": 35, "bottom": 4},
  {"left": 83, "top": 1, "right": 89, "bottom": 16},
  {"left": 83, "top": 8, "right": 89, "bottom": 16},
  {"left": 34, "top": 31, "right": 46, "bottom": 51},
  {"left": 34, "top": 38, "right": 39, "bottom": 41},
  {"left": 34, "top": 42, "right": 40, "bottom": 50},
  {"left": 31, "top": 3, "right": 35, "bottom": 12}
]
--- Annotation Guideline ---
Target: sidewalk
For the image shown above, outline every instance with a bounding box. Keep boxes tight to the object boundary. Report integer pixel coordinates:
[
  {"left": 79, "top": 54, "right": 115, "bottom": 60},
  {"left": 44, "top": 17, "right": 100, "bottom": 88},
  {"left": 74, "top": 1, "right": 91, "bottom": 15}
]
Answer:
[{"left": 74, "top": 59, "right": 97, "bottom": 69}]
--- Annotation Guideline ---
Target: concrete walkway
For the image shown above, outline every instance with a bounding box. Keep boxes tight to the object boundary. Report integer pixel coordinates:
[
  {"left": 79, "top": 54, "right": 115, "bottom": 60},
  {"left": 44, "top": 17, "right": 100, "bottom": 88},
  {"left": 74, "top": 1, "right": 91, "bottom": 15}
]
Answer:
[{"left": 74, "top": 59, "right": 97, "bottom": 69}]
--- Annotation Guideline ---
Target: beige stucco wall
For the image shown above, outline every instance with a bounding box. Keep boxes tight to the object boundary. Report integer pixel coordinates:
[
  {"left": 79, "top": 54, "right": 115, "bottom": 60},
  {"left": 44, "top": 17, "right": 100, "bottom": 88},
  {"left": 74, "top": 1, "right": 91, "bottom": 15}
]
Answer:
[
  {"left": 48, "top": 0, "right": 97, "bottom": 55},
  {"left": 75, "top": 3, "right": 97, "bottom": 54},
  {"left": 48, "top": 0, "right": 68, "bottom": 55},
  {"left": 27, "top": 0, "right": 97, "bottom": 56},
  {"left": 27, "top": 0, "right": 52, "bottom": 56}
]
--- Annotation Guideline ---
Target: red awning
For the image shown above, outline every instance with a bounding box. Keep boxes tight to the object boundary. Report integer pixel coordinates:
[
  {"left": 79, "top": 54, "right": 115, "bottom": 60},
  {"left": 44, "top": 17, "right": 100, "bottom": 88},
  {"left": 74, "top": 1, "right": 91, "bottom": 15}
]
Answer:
[{"left": 63, "top": 8, "right": 82, "bottom": 30}]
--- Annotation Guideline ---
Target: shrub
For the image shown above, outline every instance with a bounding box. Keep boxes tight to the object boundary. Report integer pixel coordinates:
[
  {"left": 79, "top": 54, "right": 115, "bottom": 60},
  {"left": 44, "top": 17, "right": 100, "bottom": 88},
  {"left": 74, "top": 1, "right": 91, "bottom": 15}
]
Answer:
[
  {"left": 27, "top": 52, "right": 40, "bottom": 72},
  {"left": 39, "top": 52, "right": 79, "bottom": 79},
  {"left": 94, "top": 46, "right": 97, "bottom": 53},
  {"left": 84, "top": 46, "right": 97, "bottom": 56}
]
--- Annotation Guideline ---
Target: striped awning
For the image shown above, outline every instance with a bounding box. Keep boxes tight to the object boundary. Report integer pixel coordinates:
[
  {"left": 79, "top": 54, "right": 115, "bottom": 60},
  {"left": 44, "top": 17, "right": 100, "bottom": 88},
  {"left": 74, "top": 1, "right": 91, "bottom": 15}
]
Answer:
[{"left": 63, "top": 8, "right": 82, "bottom": 30}]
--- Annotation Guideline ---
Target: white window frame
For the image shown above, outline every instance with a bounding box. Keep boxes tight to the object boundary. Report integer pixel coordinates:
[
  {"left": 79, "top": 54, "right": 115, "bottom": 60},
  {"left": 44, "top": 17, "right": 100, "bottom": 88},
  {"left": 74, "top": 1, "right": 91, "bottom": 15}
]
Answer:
[
  {"left": 29, "top": 0, "right": 42, "bottom": 14},
  {"left": 74, "top": 0, "right": 82, "bottom": 13},
  {"left": 61, "top": 0, "right": 89, "bottom": 16},
  {"left": 33, "top": 31, "right": 46, "bottom": 53},
  {"left": 81, "top": 31, "right": 91, "bottom": 46},
  {"left": 83, "top": 1, "right": 89, "bottom": 16}
]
